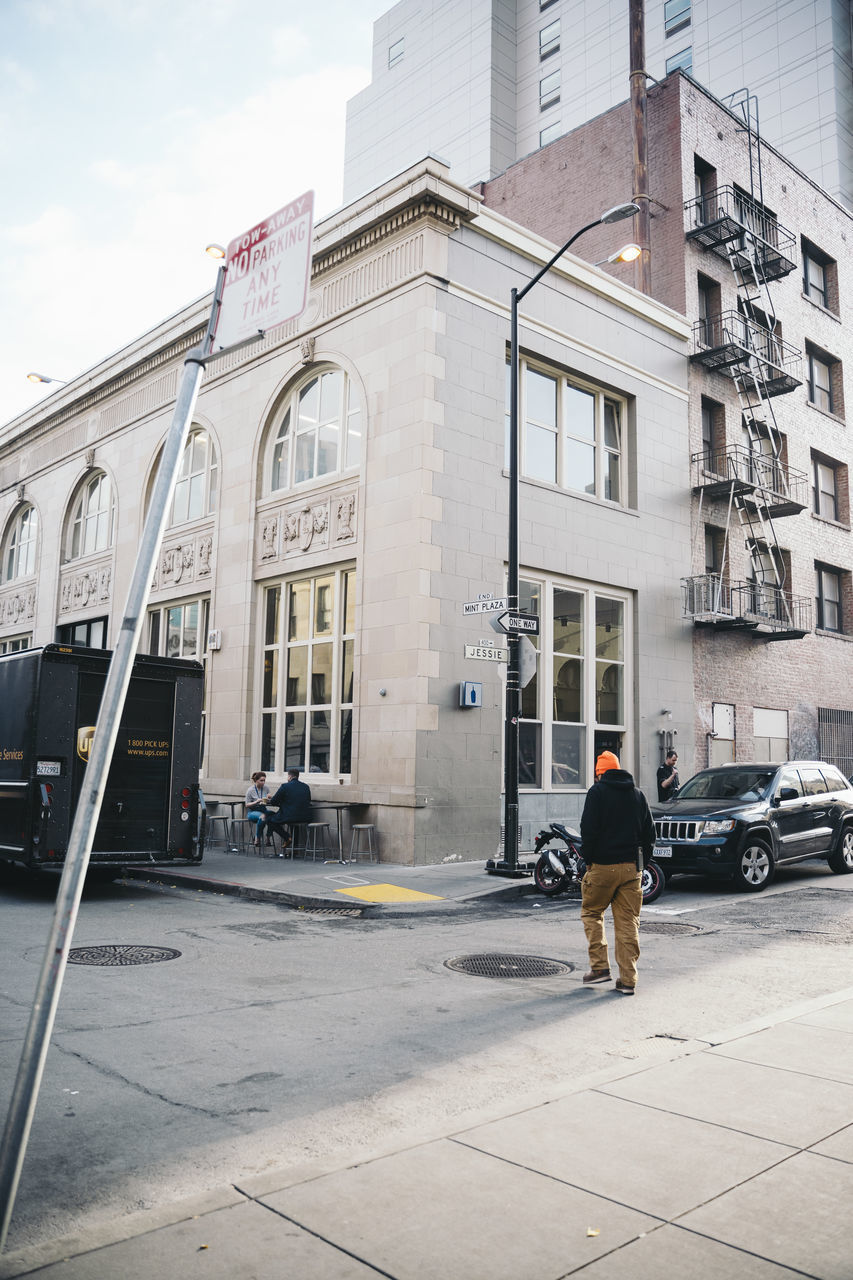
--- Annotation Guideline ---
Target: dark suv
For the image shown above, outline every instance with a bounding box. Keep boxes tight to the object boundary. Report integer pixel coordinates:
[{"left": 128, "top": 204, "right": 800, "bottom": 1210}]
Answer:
[{"left": 651, "top": 761, "right": 853, "bottom": 891}]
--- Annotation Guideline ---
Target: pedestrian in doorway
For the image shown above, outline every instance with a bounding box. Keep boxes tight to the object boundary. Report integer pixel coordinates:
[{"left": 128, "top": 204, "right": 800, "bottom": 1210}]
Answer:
[
  {"left": 656, "top": 750, "right": 680, "bottom": 802},
  {"left": 579, "top": 751, "right": 655, "bottom": 995}
]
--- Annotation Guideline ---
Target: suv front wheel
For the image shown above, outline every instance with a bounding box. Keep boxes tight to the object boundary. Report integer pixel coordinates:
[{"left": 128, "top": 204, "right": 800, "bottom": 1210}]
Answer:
[
  {"left": 828, "top": 826, "right": 853, "bottom": 875},
  {"left": 733, "top": 838, "right": 775, "bottom": 891}
]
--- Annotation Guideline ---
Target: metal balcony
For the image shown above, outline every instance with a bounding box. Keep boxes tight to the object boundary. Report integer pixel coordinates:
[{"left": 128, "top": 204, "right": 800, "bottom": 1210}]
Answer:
[
  {"left": 682, "top": 575, "right": 811, "bottom": 639},
  {"left": 691, "top": 311, "right": 802, "bottom": 396},
  {"left": 684, "top": 185, "right": 797, "bottom": 282},
  {"left": 691, "top": 446, "right": 808, "bottom": 516}
]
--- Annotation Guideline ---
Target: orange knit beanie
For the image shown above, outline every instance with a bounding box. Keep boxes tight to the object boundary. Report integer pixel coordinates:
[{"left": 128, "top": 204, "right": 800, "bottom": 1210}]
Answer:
[{"left": 595, "top": 750, "right": 621, "bottom": 777}]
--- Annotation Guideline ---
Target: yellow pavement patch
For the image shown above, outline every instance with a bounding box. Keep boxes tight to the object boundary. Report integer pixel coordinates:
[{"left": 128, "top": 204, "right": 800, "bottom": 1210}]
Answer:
[{"left": 335, "top": 883, "right": 444, "bottom": 903}]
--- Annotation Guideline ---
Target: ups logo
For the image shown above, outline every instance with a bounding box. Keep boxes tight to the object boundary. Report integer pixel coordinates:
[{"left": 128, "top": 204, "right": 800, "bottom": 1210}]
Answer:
[{"left": 76, "top": 726, "right": 96, "bottom": 762}]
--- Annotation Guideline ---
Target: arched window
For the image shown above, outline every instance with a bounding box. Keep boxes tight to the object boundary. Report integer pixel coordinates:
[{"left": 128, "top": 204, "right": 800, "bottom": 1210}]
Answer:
[
  {"left": 269, "top": 368, "right": 362, "bottom": 493},
  {"left": 2, "top": 504, "right": 38, "bottom": 582},
  {"left": 67, "top": 472, "right": 115, "bottom": 560},
  {"left": 170, "top": 428, "right": 218, "bottom": 525}
]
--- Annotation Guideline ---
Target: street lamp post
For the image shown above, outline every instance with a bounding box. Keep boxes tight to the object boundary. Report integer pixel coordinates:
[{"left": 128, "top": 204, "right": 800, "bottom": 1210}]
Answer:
[{"left": 493, "top": 202, "right": 640, "bottom": 877}]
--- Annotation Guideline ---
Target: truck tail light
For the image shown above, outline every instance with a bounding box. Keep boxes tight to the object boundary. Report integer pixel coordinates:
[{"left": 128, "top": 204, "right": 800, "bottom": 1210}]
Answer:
[{"left": 40, "top": 783, "right": 54, "bottom": 807}]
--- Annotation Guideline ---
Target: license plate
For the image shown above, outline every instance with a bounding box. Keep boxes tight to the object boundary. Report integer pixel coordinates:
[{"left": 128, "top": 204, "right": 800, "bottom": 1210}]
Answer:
[{"left": 654, "top": 845, "right": 672, "bottom": 858}]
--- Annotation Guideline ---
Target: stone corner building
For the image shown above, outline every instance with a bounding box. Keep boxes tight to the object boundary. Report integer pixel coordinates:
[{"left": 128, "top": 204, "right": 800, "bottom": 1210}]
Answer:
[{"left": 0, "top": 158, "right": 690, "bottom": 864}]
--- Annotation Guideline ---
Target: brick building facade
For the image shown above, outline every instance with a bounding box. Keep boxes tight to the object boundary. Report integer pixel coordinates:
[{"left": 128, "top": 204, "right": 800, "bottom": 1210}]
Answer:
[{"left": 481, "top": 72, "right": 853, "bottom": 773}]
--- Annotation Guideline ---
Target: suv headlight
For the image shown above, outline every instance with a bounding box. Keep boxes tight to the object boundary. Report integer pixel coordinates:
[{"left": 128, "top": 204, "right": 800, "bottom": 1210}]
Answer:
[{"left": 703, "top": 819, "right": 735, "bottom": 835}]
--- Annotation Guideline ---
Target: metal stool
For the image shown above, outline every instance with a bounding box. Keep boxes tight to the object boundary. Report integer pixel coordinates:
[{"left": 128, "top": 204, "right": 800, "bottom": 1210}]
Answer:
[
  {"left": 304, "top": 822, "right": 332, "bottom": 862},
  {"left": 206, "top": 810, "right": 231, "bottom": 848},
  {"left": 231, "top": 818, "right": 255, "bottom": 854},
  {"left": 349, "top": 824, "right": 377, "bottom": 863}
]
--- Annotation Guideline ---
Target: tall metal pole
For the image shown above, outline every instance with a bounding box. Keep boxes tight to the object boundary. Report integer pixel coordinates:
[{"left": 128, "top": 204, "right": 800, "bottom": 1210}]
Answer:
[
  {"left": 630, "top": 0, "right": 652, "bottom": 295},
  {"left": 496, "top": 207, "right": 639, "bottom": 876},
  {"left": 0, "top": 268, "right": 227, "bottom": 1253}
]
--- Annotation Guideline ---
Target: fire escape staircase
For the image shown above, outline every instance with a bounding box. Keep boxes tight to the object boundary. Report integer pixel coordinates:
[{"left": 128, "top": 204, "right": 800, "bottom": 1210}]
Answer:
[{"left": 681, "top": 92, "right": 811, "bottom": 642}]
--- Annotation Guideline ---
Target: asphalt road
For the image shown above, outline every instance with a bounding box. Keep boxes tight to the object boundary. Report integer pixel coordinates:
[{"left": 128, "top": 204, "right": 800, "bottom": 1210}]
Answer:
[{"left": 2, "top": 861, "right": 853, "bottom": 1256}]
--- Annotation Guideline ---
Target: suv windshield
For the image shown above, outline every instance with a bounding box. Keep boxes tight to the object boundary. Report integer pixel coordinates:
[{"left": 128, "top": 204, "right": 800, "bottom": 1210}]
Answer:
[{"left": 677, "top": 769, "right": 775, "bottom": 803}]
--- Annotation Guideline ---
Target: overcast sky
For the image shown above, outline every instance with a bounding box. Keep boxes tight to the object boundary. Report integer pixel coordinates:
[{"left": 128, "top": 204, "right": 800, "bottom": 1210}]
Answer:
[{"left": 1, "top": 0, "right": 387, "bottom": 424}]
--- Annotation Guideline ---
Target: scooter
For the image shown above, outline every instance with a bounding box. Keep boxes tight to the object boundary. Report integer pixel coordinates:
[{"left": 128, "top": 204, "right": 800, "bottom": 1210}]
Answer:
[{"left": 533, "top": 822, "right": 665, "bottom": 905}]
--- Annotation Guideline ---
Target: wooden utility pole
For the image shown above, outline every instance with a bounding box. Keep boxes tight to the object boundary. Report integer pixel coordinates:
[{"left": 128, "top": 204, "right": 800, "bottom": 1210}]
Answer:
[{"left": 629, "top": 0, "right": 652, "bottom": 294}]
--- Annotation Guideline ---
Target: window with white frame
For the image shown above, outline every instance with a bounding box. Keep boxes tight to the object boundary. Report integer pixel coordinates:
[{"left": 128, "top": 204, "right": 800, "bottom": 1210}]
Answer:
[
  {"left": 802, "top": 239, "right": 836, "bottom": 312},
  {"left": 66, "top": 472, "right": 114, "bottom": 561},
  {"left": 812, "top": 455, "right": 839, "bottom": 521},
  {"left": 2, "top": 504, "right": 38, "bottom": 582},
  {"left": 261, "top": 567, "right": 355, "bottom": 777},
  {"left": 539, "top": 121, "right": 562, "bottom": 147},
  {"left": 0, "top": 635, "right": 31, "bottom": 654},
  {"left": 147, "top": 597, "right": 210, "bottom": 660},
  {"left": 806, "top": 345, "right": 837, "bottom": 415},
  {"left": 753, "top": 707, "right": 788, "bottom": 761},
  {"left": 515, "top": 575, "right": 631, "bottom": 791},
  {"left": 507, "top": 360, "right": 626, "bottom": 503},
  {"left": 816, "top": 563, "right": 843, "bottom": 632},
  {"left": 169, "top": 428, "right": 218, "bottom": 525},
  {"left": 269, "top": 368, "right": 362, "bottom": 493}
]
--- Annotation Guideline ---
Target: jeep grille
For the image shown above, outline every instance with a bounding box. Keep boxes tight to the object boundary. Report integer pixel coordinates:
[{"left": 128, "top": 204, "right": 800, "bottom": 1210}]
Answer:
[{"left": 656, "top": 818, "right": 700, "bottom": 842}]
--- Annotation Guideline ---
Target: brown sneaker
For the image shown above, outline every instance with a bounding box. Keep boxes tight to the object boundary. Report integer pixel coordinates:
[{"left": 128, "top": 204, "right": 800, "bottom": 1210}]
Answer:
[
  {"left": 614, "top": 981, "right": 636, "bottom": 995},
  {"left": 583, "top": 969, "right": 612, "bottom": 984}
]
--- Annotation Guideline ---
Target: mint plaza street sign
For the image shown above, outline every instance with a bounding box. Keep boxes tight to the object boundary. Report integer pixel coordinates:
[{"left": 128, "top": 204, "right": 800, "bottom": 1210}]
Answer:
[{"left": 213, "top": 191, "right": 314, "bottom": 349}]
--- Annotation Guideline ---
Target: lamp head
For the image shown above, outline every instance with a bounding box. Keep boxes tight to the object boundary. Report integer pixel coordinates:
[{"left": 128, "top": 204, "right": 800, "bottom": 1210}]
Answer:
[
  {"left": 27, "top": 372, "right": 66, "bottom": 385},
  {"left": 599, "top": 201, "right": 641, "bottom": 224},
  {"left": 607, "top": 242, "right": 642, "bottom": 264},
  {"left": 205, "top": 243, "right": 226, "bottom": 260}
]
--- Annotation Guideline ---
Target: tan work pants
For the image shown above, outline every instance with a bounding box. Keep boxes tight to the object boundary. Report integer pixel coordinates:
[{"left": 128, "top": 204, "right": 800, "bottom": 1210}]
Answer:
[{"left": 580, "top": 861, "right": 642, "bottom": 988}]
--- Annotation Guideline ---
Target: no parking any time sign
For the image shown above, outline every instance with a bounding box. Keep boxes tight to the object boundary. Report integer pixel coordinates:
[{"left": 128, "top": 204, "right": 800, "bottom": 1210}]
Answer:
[{"left": 213, "top": 191, "right": 314, "bottom": 349}]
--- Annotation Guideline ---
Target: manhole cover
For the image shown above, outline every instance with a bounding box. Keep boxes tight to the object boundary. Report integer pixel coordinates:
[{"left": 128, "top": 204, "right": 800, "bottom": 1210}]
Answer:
[
  {"left": 641, "top": 921, "right": 702, "bottom": 936},
  {"left": 67, "top": 945, "right": 182, "bottom": 967},
  {"left": 445, "top": 953, "right": 573, "bottom": 979}
]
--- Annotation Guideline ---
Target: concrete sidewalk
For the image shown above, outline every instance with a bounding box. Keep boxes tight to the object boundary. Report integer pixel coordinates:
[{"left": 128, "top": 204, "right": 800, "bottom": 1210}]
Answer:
[
  {"left": 120, "top": 842, "right": 534, "bottom": 911},
  {"left": 2, "top": 983, "right": 852, "bottom": 1278}
]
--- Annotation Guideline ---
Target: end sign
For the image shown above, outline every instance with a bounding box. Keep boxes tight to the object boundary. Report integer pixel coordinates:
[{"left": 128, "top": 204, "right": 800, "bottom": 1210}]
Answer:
[{"left": 214, "top": 191, "right": 314, "bottom": 349}]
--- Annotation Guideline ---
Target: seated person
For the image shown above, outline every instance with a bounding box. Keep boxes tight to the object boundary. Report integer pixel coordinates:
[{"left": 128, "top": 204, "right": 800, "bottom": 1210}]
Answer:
[
  {"left": 260, "top": 768, "right": 312, "bottom": 850},
  {"left": 245, "top": 771, "right": 271, "bottom": 848}
]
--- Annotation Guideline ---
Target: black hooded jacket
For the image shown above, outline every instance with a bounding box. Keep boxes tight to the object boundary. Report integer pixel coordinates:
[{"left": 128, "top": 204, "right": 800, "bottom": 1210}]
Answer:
[{"left": 580, "top": 768, "right": 655, "bottom": 867}]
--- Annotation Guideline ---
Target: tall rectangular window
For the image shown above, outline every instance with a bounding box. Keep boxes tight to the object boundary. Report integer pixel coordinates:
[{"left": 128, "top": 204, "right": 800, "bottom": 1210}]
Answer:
[
  {"left": 539, "top": 70, "right": 560, "bottom": 110},
  {"left": 261, "top": 568, "right": 355, "bottom": 777},
  {"left": 516, "top": 575, "right": 631, "bottom": 791},
  {"left": 802, "top": 239, "right": 837, "bottom": 312},
  {"left": 539, "top": 19, "right": 560, "bottom": 58},
  {"left": 665, "top": 0, "right": 691, "bottom": 35},
  {"left": 510, "top": 359, "right": 626, "bottom": 503},
  {"left": 816, "top": 564, "right": 843, "bottom": 632},
  {"left": 753, "top": 708, "right": 788, "bottom": 761},
  {"left": 813, "top": 456, "right": 839, "bottom": 520},
  {"left": 388, "top": 37, "right": 404, "bottom": 68},
  {"left": 806, "top": 344, "right": 837, "bottom": 414}
]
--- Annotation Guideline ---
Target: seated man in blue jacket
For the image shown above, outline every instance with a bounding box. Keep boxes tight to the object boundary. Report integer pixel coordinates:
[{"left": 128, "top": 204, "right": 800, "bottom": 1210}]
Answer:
[{"left": 259, "top": 768, "right": 312, "bottom": 852}]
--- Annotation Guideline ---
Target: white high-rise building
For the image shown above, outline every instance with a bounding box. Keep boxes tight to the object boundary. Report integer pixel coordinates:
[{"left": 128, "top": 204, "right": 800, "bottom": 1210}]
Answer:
[{"left": 344, "top": 0, "right": 853, "bottom": 209}]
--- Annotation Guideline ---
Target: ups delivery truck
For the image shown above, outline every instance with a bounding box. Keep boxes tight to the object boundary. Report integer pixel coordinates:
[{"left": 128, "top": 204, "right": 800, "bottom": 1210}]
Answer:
[{"left": 0, "top": 644, "right": 206, "bottom": 872}]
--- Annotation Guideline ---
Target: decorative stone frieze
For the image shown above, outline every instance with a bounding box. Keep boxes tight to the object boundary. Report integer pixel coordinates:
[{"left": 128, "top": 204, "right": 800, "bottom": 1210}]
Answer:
[
  {"left": 151, "top": 528, "right": 215, "bottom": 591},
  {"left": 257, "top": 487, "right": 357, "bottom": 566},
  {"left": 59, "top": 560, "right": 112, "bottom": 615},
  {"left": 0, "top": 584, "right": 36, "bottom": 628}
]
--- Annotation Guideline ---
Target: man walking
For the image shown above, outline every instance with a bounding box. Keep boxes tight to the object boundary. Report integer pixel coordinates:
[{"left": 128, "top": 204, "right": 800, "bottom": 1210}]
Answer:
[{"left": 579, "top": 750, "right": 655, "bottom": 995}]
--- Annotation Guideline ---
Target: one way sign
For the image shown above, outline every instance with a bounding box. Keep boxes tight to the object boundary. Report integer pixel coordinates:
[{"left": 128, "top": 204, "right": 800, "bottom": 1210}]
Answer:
[{"left": 495, "top": 611, "right": 540, "bottom": 636}]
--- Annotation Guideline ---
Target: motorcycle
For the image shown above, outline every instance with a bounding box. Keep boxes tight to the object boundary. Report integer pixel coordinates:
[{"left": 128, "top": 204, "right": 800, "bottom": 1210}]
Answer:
[{"left": 533, "top": 821, "right": 666, "bottom": 905}]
